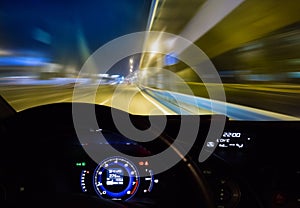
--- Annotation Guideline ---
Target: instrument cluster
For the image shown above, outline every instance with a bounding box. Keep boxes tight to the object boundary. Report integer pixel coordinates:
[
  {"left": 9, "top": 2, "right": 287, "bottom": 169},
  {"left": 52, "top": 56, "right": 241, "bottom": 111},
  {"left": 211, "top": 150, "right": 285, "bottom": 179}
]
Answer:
[{"left": 77, "top": 155, "right": 159, "bottom": 201}]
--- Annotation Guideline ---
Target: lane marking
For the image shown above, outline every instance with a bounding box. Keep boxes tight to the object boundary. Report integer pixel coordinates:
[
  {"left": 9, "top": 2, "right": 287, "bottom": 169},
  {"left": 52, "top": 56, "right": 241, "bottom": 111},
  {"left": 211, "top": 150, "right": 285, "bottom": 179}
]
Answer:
[
  {"left": 140, "top": 90, "right": 176, "bottom": 115},
  {"left": 99, "top": 98, "right": 111, "bottom": 105}
]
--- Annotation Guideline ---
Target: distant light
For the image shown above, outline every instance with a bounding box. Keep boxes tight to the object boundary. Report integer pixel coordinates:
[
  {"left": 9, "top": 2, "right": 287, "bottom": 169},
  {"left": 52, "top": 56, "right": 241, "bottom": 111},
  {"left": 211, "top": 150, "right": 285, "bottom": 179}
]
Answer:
[
  {"left": 0, "top": 56, "right": 48, "bottom": 66},
  {"left": 129, "top": 58, "right": 134, "bottom": 64},
  {"left": 164, "top": 52, "right": 179, "bottom": 66},
  {"left": 288, "top": 72, "right": 300, "bottom": 78},
  {"left": 244, "top": 74, "right": 273, "bottom": 81},
  {"left": 98, "top": 73, "right": 109, "bottom": 78},
  {"left": 0, "top": 49, "right": 12, "bottom": 56}
]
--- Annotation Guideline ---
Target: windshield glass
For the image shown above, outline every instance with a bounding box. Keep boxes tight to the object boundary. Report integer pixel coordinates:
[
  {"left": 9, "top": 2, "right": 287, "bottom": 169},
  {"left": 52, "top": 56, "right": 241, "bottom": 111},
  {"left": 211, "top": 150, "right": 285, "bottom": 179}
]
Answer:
[{"left": 0, "top": 0, "right": 299, "bottom": 120}]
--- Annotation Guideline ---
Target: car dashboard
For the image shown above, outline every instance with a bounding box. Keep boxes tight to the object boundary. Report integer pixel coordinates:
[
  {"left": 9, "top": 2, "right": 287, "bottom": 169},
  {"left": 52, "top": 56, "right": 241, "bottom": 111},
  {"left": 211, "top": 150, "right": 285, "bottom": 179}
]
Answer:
[{"left": 0, "top": 103, "right": 299, "bottom": 208}]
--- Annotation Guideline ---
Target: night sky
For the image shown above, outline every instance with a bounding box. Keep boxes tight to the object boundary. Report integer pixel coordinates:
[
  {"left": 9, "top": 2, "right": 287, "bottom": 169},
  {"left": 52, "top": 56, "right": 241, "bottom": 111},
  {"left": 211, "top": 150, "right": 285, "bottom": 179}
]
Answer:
[{"left": 0, "top": 0, "right": 152, "bottom": 75}]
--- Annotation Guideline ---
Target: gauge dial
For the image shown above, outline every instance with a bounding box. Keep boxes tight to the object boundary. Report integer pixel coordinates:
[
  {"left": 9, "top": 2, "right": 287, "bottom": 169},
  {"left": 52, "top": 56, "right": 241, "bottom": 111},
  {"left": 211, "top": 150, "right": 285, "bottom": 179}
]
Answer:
[{"left": 93, "top": 156, "right": 140, "bottom": 201}]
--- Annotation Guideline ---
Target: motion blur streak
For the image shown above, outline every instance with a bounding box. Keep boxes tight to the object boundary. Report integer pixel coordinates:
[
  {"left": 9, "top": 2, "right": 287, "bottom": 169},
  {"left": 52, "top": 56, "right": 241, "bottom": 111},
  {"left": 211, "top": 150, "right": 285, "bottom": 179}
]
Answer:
[
  {"left": 77, "top": 28, "right": 92, "bottom": 64},
  {"left": 0, "top": 83, "right": 175, "bottom": 115},
  {"left": 179, "top": 0, "right": 245, "bottom": 51},
  {"left": 0, "top": 1, "right": 300, "bottom": 120}
]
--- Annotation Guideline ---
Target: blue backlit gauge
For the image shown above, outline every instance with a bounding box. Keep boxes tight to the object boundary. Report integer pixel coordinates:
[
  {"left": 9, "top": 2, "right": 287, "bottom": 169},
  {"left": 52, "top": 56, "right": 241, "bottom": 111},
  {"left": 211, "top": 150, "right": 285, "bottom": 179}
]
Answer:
[{"left": 93, "top": 156, "right": 140, "bottom": 201}]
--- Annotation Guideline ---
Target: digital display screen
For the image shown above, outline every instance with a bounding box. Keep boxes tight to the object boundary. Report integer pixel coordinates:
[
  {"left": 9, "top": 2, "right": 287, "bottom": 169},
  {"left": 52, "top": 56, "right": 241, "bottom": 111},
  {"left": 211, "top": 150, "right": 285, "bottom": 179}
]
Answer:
[
  {"left": 206, "top": 131, "right": 253, "bottom": 150},
  {"left": 106, "top": 168, "right": 124, "bottom": 186},
  {"left": 217, "top": 132, "right": 245, "bottom": 148}
]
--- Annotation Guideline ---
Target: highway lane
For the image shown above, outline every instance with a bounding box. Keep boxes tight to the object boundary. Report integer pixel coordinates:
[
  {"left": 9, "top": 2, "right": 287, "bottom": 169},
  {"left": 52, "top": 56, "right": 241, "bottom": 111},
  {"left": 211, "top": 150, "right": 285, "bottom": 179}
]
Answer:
[
  {"left": 0, "top": 82, "right": 299, "bottom": 120},
  {"left": 0, "top": 84, "right": 175, "bottom": 115}
]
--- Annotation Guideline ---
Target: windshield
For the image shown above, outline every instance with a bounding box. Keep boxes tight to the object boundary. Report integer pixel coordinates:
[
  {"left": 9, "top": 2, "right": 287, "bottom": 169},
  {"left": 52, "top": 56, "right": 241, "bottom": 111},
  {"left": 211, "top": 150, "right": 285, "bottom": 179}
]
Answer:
[{"left": 0, "top": 0, "right": 299, "bottom": 120}]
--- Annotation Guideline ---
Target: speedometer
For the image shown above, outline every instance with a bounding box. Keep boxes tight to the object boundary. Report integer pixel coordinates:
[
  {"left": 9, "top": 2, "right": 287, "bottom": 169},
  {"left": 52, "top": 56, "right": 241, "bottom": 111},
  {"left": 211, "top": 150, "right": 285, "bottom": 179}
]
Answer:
[{"left": 93, "top": 156, "right": 140, "bottom": 201}]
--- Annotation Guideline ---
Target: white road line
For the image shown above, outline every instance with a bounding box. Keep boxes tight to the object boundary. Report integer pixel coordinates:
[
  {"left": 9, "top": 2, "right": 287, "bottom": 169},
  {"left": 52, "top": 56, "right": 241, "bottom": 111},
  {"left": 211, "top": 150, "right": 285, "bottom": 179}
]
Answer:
[
  {"left": 99, "top": 98, "right": 111, "bottom": 105},
  {"left": 140, "top": 90, "right": 176, "bottom": 115}
]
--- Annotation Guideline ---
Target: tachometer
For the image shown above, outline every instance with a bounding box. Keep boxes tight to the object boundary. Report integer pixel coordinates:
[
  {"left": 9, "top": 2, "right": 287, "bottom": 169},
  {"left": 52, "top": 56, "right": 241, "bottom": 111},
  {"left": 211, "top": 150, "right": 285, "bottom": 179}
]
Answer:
[{"left": 93, "top": 156, "right": 140, "bottom": 201}]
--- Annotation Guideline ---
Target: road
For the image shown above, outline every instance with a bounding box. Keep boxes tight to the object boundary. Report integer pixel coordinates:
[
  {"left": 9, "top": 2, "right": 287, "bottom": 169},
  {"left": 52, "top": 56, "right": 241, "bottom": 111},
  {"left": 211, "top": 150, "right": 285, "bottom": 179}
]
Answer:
[
  {"left": 0, "top": 83, "right": 175, "bottom": 115},
  {"left": 0, "top": 81, "right": 299, "bottom": 120}
]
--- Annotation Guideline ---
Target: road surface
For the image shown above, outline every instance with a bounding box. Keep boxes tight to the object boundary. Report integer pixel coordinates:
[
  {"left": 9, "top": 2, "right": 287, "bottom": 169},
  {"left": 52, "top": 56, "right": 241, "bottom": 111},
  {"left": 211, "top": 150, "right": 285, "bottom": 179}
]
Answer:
[
  {"left": 0, "top": 81, "right": 299, "bottom": 120},
  {"left": 0, "top": 83, "right": 175, "bottom": 115}
]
